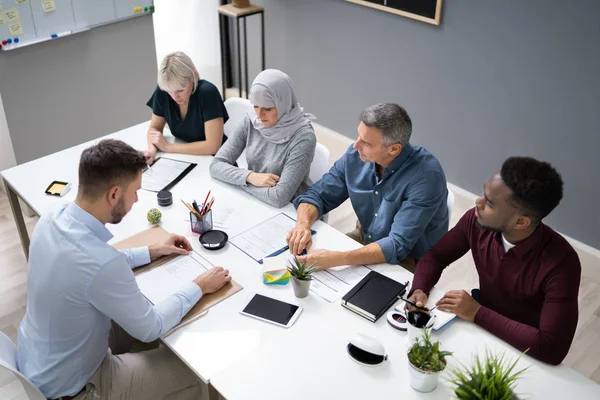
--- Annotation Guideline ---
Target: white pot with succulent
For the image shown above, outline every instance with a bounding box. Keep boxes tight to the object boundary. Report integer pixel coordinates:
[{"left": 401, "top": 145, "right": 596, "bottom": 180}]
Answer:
[
  {"left": 407, "top": 329, "right": 452, "bottom": 393},
  {"left": 286, "top": 256, "right": 317, "bottom": 298},
  {"left": 448, "top": 350, "right": 528, "bottom": 400}
]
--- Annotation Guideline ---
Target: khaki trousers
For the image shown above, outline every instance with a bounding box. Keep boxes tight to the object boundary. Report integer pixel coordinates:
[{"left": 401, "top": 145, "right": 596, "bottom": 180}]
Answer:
[
  {"left": 67, "top": 322, "right": 208, "bottom": 400},
  {"left": 346, "top": 220, "right": 417, "bottom": 273}
]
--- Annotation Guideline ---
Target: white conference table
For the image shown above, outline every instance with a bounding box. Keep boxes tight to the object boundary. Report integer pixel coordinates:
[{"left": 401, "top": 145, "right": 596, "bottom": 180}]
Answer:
[{"left": 2, "top": 121, "right": 598, "bottom": 399}]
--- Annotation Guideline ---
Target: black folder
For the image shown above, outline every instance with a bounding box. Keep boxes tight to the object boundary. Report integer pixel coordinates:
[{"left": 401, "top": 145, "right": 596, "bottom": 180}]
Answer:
[{"left": 341, "top": 271, "right": 407, "bottom": 322}]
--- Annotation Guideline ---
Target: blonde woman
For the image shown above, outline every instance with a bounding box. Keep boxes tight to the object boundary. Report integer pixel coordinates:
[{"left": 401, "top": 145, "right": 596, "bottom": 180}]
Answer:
[{"left": 144, "top": 51, "right": 229, "bottom": 164}]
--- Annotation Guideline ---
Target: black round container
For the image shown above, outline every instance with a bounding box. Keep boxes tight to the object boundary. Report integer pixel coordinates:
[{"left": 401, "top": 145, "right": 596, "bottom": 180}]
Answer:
[{"left": 157, "top": 190, "right": 173, "bottom": 206}]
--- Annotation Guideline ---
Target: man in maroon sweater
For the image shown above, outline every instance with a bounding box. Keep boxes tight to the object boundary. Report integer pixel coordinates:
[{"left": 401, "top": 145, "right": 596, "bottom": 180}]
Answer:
[{"left": 409, "top": 156, "right": 581, "bottom": 365}]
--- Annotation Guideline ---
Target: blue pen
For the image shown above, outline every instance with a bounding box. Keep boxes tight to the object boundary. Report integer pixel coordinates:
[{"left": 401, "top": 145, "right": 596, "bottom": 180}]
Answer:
[
  {"left": 258, "top": 230, "right": 315, "bottom": 264},
  {"left": 192, "top": 200, "right": 201, "bottom": 214}
]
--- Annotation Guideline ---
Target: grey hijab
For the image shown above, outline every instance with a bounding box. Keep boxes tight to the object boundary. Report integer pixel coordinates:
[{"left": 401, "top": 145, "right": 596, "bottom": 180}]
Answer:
[{"left": 249, "top": 69, "right": 315, "bottom": 144}]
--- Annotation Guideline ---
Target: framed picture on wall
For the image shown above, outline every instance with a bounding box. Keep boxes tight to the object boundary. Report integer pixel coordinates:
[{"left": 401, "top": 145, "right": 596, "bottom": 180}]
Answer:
[{"left": 345, "top": 0, "right": 443, "bottom": 26}]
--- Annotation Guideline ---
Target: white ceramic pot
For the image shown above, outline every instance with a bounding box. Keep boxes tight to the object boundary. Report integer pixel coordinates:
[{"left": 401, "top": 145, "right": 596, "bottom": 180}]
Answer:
[{"left": 408, "top": 361, "right": 441, "bottom": 393}]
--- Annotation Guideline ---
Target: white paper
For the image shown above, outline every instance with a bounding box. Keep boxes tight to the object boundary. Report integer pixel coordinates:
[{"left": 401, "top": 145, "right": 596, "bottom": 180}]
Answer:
[
  {"left": 310, "top": 264, "right": 374, "bottom": 303},
  {"left": 142, "top": 157, "right": 192, "bottom": 192},
  {"left": 212, "top": 206, "right": 235, "bottom": 229},
  {"left": 229, "top": 213, "right": 296, "bottom": 262},
  {"left": 427, "top": 296, "right": 457, "bottom": 330},
  {"left": 136, "top": 252, "right": 210, "bottom": 305}
]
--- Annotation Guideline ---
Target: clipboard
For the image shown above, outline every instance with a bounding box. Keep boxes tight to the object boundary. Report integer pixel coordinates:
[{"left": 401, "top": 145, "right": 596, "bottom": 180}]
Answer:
[
  {"left": 142, "top": 157, "right": 197, "bottom": 192},
  {"left": 112, "top": 226, "right": 243, "bottom": 327}
]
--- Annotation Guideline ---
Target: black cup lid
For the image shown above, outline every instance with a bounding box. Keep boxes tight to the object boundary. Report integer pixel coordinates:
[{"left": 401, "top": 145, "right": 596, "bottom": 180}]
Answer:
[{"left": 407, "top": 310, "right": 432, "bottom": 328}]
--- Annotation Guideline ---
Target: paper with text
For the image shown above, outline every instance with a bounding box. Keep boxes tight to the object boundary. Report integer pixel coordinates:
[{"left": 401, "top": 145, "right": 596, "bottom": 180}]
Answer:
[
  {"left": 230, "top": 213, "right": 296, "bottom": 262},
  {"left": 142, "top": 157, "right": 192, "bottom": 192},
  {"left": 310, "top": 264, "right": 374, "bottom": 302},
  {"left": 136, "top": 252, "right": 210, "bottom": 305},
  {"left": 42, "top": 0, "right": 56, "bottom": 13}
]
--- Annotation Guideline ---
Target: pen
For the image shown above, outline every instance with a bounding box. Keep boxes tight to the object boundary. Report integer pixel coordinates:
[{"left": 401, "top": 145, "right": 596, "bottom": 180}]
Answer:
[
  {"left": 181, "top": 200, "right": 200, "bottom": 216},
  {"left": 399, "top": 297, "right": 430, "bottom": 312},
  {"left": 192, "top": 200, "right": 201, "bottom": 214},
  {"left": 204, "top": 197, "right": 215, "bottom": 215}
]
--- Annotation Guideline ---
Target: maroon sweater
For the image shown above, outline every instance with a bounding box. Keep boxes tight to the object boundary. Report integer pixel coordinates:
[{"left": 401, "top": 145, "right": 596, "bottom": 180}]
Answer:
[{"left": 411, "top": 208, "right": 581, "bottom": 365}]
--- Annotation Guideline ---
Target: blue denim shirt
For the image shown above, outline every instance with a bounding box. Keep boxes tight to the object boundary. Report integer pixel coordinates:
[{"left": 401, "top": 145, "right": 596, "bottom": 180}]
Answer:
[{"left": 294, "top": 144, "right": 449, "bottom": 264}]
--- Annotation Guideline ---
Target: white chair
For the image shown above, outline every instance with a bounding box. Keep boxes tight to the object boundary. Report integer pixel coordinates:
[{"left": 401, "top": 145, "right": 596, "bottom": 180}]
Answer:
[
  {"left": 224, "top": 97, "right": 254, "bottom": 169},
  {"left": 0, "top": 331, "right": 46, "bottom": 400},
  {"left": 447, "top": 185, "right": 455, "bottom": 220},
  {"left": 308, "top": 143, "right": 330, "bottom": 186}
]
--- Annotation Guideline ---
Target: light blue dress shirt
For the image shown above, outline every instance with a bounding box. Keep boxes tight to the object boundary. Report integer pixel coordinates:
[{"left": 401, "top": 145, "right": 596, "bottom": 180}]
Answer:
[
  {"left": 16, "top": 203, "right": 202, "bottom": 399},
  {"left": 294, "top": 144, "right": 449, "bottom": 264}
]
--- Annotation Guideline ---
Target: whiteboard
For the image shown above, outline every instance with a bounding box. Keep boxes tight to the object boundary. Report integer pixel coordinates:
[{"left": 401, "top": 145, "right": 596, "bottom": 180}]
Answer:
[
  {"left": 0, "top": 0, "right": 154, "bottom": 50},
  {"left": 0, "top": 1, "right": 38, "bottom": 44},
  {"left": 30, "top": 0, "right": 75, "bottom": 38},
  {"left": 72, "top": 0, "right": 116, "bottom": 29}
]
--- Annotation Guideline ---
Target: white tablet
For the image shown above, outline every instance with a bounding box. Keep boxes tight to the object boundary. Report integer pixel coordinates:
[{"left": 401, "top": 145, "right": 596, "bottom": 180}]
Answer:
[{"left": 240, "top": 293, "right": 303, "bottom": 328}]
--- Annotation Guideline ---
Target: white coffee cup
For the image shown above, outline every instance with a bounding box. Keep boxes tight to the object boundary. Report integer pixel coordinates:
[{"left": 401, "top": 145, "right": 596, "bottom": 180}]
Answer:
[{"left": 405, "top": 314, "right": 436, "bottom": 347}]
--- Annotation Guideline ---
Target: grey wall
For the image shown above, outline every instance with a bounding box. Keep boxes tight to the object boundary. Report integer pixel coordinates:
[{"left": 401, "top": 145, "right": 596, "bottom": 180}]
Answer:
[
  {"left": 0, "top": 15, "right": 157, "bottom": 164},
  {"left": 232, "top": 0, "right": 600, "bottom": 249}
]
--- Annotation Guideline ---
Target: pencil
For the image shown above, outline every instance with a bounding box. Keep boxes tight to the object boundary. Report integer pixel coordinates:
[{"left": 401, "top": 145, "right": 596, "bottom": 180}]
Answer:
[
  {"left": 201, "top": 190, "right": 211, "bottom": 213},
  {"left": 181, "top": 199, "right": 200, "bottom": 216}
]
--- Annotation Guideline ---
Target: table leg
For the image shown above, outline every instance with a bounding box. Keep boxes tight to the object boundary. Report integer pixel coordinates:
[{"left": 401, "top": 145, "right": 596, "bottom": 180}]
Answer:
[
  {"left": 3, "top": 178, "right": 30, "bottom": 260},
  {"left": 236, "top": 18, "right": 242, "bottom": 98}
]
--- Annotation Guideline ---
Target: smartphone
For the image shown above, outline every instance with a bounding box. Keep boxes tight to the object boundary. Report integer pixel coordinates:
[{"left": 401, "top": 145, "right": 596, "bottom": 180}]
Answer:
[{"left": 240, "top": 293, "right": 303, "bottom": 328}]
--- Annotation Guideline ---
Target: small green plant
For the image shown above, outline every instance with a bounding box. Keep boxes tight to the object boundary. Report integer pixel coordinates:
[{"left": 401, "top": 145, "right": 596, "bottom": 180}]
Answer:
[
  {"left": 286, "top": 256, "right": 317, "bottom": 281},
  {"left": 448, "top": 350, "right": 528, "bottom": 400},
  {"left": 408, "top": 329, "right": 452, "bottom": 373}
]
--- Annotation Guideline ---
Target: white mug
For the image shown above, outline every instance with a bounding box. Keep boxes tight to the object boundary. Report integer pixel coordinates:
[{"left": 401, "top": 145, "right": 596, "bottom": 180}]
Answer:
[{"left": 405, "top": 315, "right": 436, "bottom": 347}]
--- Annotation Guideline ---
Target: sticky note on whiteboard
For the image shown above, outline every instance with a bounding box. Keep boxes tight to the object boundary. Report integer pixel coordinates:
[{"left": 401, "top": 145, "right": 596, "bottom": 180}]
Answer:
[
  {"left": 0, "top": 12, "right": 6, "bottom": 26},
  {"left": 9, "top": 21, "right": 23, "bottom": 36},
  {"left": 5, "top": 8, "right": 19, "bottom": 22},
  {"left": 15, "top": 0, "right": 28, "bottom": 5},
  {"left": 42, "top": 0, "right": 56, "bottom": 13}
]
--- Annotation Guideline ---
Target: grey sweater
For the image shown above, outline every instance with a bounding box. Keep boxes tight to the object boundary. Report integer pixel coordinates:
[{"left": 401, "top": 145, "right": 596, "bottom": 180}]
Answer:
[{"left": 209, "top": 116, "right": 317, "bottom": 208}]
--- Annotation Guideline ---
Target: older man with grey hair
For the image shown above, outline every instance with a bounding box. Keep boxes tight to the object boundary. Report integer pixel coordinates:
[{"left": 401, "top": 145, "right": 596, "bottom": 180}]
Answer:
[{"left": 287, "top": 103, "right": 448, "bottom": 272}]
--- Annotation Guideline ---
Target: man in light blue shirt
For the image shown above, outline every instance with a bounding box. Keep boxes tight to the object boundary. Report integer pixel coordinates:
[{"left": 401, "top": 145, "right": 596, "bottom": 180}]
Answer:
[
  {"left": 17, "top": 139, "right": 231, "bottom": 400},
  {"left": 287, "top": 103, "right": 448, "bottom": 271}
]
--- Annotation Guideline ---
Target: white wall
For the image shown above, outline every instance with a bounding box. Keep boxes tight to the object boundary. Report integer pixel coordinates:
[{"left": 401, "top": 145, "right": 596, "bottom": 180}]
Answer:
[
  {"left": 153, "top": 0, "right": 222, "bottom": 91},
  {"left": 0, "top": 92, "right": 17, "bottom": 192}
]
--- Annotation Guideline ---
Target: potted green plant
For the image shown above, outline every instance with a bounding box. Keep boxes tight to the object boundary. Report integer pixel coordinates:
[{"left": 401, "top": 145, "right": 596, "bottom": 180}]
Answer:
[
  {"left": 448, "top": 350, "right": 528, "bottom": 400},
  {"left": 287, "top": 256, "right": 317, "bottom": 298},
  {"left": 407, "top": 329, "right": 452, "bottom": 393}
]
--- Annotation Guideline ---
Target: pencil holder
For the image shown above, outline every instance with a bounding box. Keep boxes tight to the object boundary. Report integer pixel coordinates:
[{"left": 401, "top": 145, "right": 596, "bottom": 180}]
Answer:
[{"left": 190, "top": 210, "right": 213, "bottom": 234}]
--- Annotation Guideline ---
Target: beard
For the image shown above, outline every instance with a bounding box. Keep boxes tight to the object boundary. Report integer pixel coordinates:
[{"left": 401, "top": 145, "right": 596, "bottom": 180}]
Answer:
[
  {"left": 110, "top": 197, "right": 127, "bottom": 224},
  {"left": 475, "top": 218, "right": 505, "bottom": 233}
]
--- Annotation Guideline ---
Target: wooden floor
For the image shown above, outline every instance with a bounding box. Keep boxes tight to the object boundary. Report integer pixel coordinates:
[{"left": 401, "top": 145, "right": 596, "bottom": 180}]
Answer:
[{"left": 1, "top": 127, "right": 600, "bottom": 397}]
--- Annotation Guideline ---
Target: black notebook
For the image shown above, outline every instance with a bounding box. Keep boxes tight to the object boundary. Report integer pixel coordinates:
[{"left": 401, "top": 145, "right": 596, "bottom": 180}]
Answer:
[{"left": 341, "top": 271, "right": 407, "bottom": 322}]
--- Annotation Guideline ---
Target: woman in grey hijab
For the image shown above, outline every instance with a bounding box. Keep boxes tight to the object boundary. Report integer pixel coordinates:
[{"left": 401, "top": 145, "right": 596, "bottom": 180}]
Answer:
[{"left": 210, "top": 69, "right": 317, "bottom": 208}]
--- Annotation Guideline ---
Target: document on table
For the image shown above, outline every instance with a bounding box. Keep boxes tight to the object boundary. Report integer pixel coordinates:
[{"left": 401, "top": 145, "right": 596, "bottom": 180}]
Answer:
[
  {"left": 142, "top": 157, "right": 195, "bottom": 192},
  {"left": 310, "top": 264, "right": 374, "bottom": 303},
  {"left": 427, "top": 296, "right": 458, "bottom": 331},
  {"left": 230, "top": 213, "right": 296, "bottom": 262},
  {"left": 136, "top": 251, "right": 210, "bottom": 305}
]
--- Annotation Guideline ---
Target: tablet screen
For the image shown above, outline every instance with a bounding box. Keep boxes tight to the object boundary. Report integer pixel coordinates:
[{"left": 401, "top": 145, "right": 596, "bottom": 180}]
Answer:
[{"left": 242, "top": 294, "right": 300, "bottom": 326}]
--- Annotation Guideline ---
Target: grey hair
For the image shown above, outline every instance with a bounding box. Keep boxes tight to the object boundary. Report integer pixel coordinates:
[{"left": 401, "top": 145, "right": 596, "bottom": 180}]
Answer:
[
  {"left": 157, "top": 51, "right": 198, "bottom": 93},
  {"left": 359, "top": 103, "right": 412, "bottom": 147}
]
